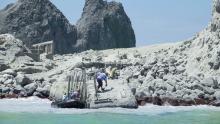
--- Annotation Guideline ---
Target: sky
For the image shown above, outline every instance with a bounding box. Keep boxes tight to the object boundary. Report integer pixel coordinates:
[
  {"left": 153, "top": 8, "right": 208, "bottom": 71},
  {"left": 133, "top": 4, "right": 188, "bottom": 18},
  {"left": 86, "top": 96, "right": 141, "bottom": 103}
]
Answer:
[{"left": 0, "top": 0, "right": 212, "bottom": 46}]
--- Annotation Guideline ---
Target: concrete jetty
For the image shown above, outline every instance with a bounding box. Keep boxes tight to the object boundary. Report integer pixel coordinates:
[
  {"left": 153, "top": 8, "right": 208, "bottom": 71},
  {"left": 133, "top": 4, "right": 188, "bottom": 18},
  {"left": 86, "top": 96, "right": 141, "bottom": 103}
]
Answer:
[{"left": 86, "top": 79, "right": 138, "bottom": 109}]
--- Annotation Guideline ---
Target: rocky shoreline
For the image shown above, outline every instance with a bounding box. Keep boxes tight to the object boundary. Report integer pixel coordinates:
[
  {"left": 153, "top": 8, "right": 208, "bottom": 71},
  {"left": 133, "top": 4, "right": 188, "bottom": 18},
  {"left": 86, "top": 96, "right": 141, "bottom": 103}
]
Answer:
[
  {"left": 137, "top": 96, "right": 220, "bottom": 107},
  {"left": 1, "top": 0, "right": 220, "bottom": 108},
  {"left": 0, "top": 33, "right": 220, "bottom": 108},
  {"left": 0, "top": 34, "right": 220, "bottom": 106},
  {"left": 0, "top": 69, "right": 51, "bottom": 99}
]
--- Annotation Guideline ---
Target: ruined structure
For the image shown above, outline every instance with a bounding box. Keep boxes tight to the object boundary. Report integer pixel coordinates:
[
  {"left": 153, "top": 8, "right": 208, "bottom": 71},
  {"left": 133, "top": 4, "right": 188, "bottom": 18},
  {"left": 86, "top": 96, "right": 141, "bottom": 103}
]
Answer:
[{"left": 32, "top": 41, "right": 54, "bottom": 60}]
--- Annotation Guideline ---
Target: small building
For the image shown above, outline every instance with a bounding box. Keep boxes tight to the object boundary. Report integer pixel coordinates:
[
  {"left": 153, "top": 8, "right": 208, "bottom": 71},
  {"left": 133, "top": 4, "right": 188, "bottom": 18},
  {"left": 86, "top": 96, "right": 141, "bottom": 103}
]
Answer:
[{"left": 32, "top": 41, "right": 54, "bottom": 60}]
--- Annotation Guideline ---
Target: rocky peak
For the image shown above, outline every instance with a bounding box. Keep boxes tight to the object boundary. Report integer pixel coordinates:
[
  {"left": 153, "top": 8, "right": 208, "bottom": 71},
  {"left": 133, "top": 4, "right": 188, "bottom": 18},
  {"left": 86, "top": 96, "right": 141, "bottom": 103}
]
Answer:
[
  {"left": 0, "top": 0, "right": 77, "bottom": 54},
  {"left": 85, "top": 0, "right": 104, "bottom": 5},
  {"left": 83, "top": 0, "right": 105, "bottom": 15},
  {"left": 0, "top": 0, "right": 136, "bottom": 54},
  {"left": 76, "top": 0, "right": 136, "bottom": 52}
]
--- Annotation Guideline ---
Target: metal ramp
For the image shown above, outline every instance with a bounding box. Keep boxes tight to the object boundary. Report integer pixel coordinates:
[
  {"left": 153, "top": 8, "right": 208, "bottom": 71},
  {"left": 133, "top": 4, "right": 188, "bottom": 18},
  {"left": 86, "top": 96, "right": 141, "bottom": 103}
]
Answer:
[
  {"left": 51, "top": 68, "right": 88, "bottom": 108},
  {"left": 67, "top": 68, "right": 87, "bottom": 104}
]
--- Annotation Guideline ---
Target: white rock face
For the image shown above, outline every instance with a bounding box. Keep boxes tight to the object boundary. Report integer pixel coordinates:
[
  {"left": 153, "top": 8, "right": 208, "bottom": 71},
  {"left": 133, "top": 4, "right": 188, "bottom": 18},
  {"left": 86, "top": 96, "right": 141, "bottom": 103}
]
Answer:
[{"left": 0, "top": 34, "right": 34, "bottom": 70}]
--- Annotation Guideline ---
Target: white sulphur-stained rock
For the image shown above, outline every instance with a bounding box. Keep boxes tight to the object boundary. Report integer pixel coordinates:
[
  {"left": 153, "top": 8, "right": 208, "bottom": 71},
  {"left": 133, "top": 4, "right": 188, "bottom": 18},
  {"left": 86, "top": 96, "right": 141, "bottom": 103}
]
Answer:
[
  {"left": 24, "top": 83, "right": 38, "bottom": 96},
  {"left": 1, "top": 69, "right": 17, "bottom": 77},
  {"left": 0, "top": 77, "right": 6, "bottom": 84},
  {"left": 3, "top": 79, "right": 15, "bottom": 85},
  {"left": 24, "top": 83, "right": 37, "bottom": 91},
  {"left": 214, "top": 91, "right": 220, "bottom": 100},
  {"left": 2, "top": 74, "right": 13, "bottom": 80},
  {"left": 15, "top": 73, "right": 32, "bottom": 86}
]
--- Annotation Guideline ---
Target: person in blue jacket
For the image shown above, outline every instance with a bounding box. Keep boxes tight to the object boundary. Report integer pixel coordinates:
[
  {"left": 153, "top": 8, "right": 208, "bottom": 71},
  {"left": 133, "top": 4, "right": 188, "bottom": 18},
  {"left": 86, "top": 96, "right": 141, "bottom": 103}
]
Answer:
[{"left": 96, "top": 69, "right": 108, "bottom": 92}]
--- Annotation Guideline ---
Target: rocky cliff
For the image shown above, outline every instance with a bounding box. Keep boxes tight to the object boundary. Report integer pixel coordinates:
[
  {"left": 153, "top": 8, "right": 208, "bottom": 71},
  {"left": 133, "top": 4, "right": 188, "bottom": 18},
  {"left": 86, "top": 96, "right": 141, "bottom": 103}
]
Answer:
[
  {"left": 0, "top": 0, "right": 136, "bottom": 54},
  {"left": 0, "top": 0, "right": 77, "bottom": 54},
  {"left": 75, "top": 0, "right": 136, "bottom": 52}
]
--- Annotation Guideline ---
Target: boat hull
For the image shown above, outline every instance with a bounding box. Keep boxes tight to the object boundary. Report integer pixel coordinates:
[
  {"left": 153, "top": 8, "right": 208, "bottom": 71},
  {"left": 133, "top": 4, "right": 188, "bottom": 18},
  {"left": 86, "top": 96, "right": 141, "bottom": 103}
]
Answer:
[{"left": 51, "top": 100, "right": 85, "bottom": 108}]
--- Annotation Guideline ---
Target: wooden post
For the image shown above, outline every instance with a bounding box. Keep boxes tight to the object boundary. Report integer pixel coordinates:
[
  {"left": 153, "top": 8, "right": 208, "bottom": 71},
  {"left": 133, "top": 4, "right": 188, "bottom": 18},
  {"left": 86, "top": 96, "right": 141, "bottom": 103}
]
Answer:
[
  {"left": 67, "top": 76, "right": 70, "bottom": 100},
  {"left": 70, "top": 75, "right": 73, "bottom": 92},
  {"left": 76, "top": 71, "right": 79, "bottom": 91},
  {"left": 73, "top": 71, "right": 76, "bottom": 91},
  {"left": 94, "top": 72, "right": 97, "bottom": 99},
  {"left": 82, "top": 69, "right": 87, "bottom": 102}
]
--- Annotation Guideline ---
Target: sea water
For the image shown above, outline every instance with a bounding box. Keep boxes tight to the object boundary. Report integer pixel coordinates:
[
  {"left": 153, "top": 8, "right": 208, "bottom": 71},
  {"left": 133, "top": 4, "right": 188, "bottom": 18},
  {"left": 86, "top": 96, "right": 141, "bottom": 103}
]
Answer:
[{"left": 0, "top": 97, "right": 220, "bottom": 124}]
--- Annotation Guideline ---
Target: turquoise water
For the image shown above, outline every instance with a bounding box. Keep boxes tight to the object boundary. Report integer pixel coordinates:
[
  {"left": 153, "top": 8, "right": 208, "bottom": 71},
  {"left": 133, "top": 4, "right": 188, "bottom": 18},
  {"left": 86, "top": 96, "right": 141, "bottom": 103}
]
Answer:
[
  {"left": 0, "top": 97, "right": 220, "bottom": 124},
  {"left": 0, "top": 110, "right": 220, "bottom": 124}
]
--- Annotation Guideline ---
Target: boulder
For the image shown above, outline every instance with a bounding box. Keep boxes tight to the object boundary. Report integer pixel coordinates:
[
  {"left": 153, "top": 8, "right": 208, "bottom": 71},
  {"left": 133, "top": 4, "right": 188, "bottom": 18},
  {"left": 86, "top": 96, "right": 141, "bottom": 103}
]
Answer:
[
  {"left": 214, "top": 91, "right": 220, "bottom": 100},
  {"left": 0, "top": 77, "right": 7, "bottom": 84},
  {"left": 15, "top": 73, "right": 32, "bottom": 86},
  {"left": 1, "top": 69, "right": 17, "bottom": 77},
  {"left": 2, "top": 87, "right": 10, "bottom": 93},
  {"left": 168, "top": 58, "right": 177, "bottom": 64},
  {"left": 16, "top": 66, "right": 46, "bottom": 74},
  {"left": 135, "top": 91, "right": 148, "bottom": 100},
  {"left": 210, "top": 100, "right": 220, "bottom": 106},
  {"left": 18, "top": 91, "right": 27, "bottom": 97},
  {"left": 13, "top": 85, "right": 25, "bottom": 94},
  {"left": 36, "top": 85, "right": 51, "bottom": 97},
  {"left": 24, "top": 83, "right": 37, "bottom": 96},
  {"left": 2, "top": 74, "right": 13, "bottom": 80},
  {"left": 3, "top": 79, "right": 14, "bottom": 85},
  {"left": 176, "top": 66, "right": 186, "bottom": 74},
  {"left": 33, "top": 92, "right": 44, "bottom": 98},
  {"left": 0, "top": 34, "right": 34, "bottom": 65},
  {"left": 118, "top": 54, "right": 128, "bottom": 60},
  {"left": 76, "top": 0, "right": 136, "bottom": 51},
  {"left": 0, "top": 64, "right": 10, "bottom": 72}
]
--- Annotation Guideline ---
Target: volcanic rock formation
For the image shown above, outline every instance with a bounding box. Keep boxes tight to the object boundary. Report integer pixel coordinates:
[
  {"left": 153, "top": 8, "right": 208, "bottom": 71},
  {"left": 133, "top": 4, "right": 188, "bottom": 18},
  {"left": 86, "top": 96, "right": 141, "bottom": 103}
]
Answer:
[
  {"left": 75, "top": 0, "right": 136, "bottom": 52},
  {"left": 0, "top": 0, "right": 77, "bottom": 54},
  {"left": 0, "top": 0, "right": 136, "bottom": 54}
]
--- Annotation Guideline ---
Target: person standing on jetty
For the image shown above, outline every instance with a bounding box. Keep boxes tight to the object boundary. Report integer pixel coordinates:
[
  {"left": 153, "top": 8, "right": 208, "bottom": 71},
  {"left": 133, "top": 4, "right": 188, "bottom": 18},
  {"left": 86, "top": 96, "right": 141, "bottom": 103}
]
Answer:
[{"left": 96, "top": 69, "right": 108, "bottom": 92}]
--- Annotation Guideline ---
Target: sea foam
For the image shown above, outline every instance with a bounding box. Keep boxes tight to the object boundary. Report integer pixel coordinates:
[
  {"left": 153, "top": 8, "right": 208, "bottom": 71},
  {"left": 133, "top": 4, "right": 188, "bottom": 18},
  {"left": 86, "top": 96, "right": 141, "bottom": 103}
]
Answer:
[{"left": 0, "top": 97, "right": 220, "bottom": 115}]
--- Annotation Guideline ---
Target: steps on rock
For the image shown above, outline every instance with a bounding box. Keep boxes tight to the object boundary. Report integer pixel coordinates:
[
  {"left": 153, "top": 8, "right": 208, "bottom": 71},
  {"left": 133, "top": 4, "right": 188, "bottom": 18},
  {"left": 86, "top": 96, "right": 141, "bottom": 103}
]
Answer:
[{"left": 86, "top": 79, "right": 138, "bottom": 109}]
